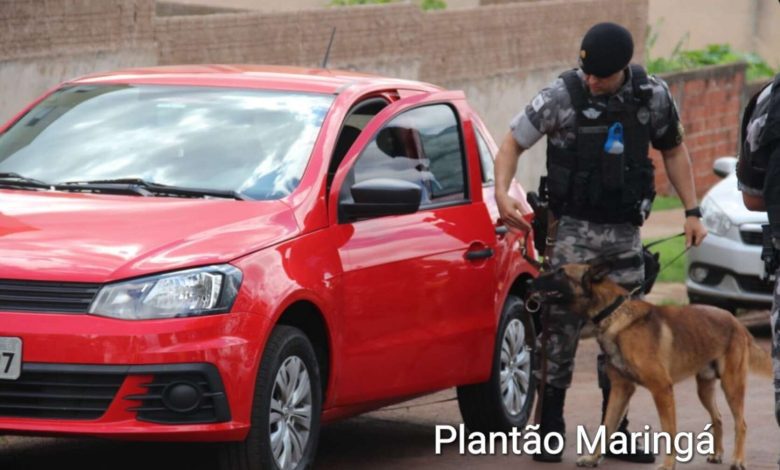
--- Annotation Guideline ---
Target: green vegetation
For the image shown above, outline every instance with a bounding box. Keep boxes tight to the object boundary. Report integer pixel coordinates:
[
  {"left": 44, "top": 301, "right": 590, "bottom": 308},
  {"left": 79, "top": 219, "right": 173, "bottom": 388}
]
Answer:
[
  {"left": 421, "top": 0, "right": 446, "bottom": 10},
  {"left": 646, "top": 23, "right": 776, "bottom": 81},
  {"left": 329, "top": 0, "right": 446, "bottom": 9},
  {"left": 644, "top": 235, "right": 687, "bottom": 283},
  {"left": 330, "top": 0, "right": 393, "bottom": 5},
  {"left": 651, "top": 195, "right": 683, "bottom": 212}
]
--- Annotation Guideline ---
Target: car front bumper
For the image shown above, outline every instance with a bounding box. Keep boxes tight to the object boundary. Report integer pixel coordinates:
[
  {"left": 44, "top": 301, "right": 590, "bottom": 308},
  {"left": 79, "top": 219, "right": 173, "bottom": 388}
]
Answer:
[
  {"left": 686, "top": 230, "right": 773, "bottom": 307},
  {"left": 0, "top": 310, "right": 268, "bottom": 441}
]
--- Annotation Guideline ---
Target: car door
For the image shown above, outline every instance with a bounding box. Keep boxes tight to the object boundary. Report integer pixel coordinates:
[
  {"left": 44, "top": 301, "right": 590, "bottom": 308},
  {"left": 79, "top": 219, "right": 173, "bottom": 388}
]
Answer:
[{"left": 329, "top": 93, "right": 497, "bottom": 405}]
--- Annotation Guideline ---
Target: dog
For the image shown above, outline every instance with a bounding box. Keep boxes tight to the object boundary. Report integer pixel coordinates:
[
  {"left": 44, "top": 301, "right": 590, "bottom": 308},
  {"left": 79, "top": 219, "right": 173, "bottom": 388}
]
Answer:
[{"left": 529, "top": 262, "right": 774, "bottom": 470}]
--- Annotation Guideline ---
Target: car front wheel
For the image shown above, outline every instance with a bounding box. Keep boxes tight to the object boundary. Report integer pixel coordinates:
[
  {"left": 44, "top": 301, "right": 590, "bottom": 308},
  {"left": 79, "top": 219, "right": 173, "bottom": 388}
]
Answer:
[
  {"left": 220, "top": 325, "right": 322, "bottom": 470},
  {"left": 457, "top": 294, "right": 536, "bottom": 432}
]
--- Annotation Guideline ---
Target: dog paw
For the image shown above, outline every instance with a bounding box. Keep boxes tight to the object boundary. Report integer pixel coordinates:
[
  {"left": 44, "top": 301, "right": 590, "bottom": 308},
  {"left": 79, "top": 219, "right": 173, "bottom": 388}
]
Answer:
[
  {"left": 707, "top": 454, "right": 723, "bottom": 464},
  {"left": 729, "top": 462, "right": 746, "bottom": 470},
  {"left": 576, "top": 455, "right": 602, "bottom": 467}
]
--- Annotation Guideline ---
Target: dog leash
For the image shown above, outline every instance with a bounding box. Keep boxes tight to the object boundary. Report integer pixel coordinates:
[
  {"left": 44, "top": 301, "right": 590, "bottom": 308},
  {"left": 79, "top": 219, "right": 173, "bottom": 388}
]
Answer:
[
  {"left": 628, "top": 232, "right": 689, "bottom": 297},
  {"left": 646, "top": 232, "right": 689, "bottom": 276},
  {"left": 643, "top": 231, "right": 685, "bottom": 249}
]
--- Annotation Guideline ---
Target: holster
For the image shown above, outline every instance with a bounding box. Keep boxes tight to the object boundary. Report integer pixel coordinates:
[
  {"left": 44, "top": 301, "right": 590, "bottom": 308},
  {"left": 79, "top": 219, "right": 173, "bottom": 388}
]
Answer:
[{"left": 761, "top": 224, "right": 780, "bottom": 281}]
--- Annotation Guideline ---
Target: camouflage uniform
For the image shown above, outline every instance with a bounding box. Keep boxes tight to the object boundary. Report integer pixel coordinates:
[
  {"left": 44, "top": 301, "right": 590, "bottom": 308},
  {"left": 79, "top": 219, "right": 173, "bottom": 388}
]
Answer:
[
  {"left": 510, "top": 67, "right": 684, "bottom": 389},
  {"left": 543, "top": 216, "right": 644, "bottom": 388},
  {"left": 737, "top": 78, "right": 780, "bottom": 433},
  {"left": 773, "top": 295, "right": 780, "bottom": 429}
]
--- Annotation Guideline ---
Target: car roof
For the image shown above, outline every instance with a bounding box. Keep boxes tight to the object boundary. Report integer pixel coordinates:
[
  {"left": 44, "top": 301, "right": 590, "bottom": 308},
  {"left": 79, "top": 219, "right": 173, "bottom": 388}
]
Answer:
[{"left": 70, "top": 65, "right": 442, "bottom": 95}]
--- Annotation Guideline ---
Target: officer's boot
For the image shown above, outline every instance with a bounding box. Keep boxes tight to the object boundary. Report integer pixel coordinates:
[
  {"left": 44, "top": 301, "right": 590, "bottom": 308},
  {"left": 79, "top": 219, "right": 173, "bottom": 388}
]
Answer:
[
  {"left": 598, "top": 355, "right": 656, "bottom": 464},
  {"left": 532, "top": 384, "right": 567, "bottom": 462}
]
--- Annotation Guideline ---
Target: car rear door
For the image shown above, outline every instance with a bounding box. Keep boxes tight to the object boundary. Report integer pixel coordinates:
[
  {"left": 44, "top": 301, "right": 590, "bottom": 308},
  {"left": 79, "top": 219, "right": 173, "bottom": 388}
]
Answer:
[{"left": 328, "top": 92, "right": 497, "bottom": 405}]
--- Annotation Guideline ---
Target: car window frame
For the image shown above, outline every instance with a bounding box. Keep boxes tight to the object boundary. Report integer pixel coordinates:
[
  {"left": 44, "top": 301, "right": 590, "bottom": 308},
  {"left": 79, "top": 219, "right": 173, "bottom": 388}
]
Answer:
[
  {"left": 474, "top": 128, "right": 496, "bottom": 187},
  {"left": 336, "top": 101, "right": 471, "bottom": 223}
]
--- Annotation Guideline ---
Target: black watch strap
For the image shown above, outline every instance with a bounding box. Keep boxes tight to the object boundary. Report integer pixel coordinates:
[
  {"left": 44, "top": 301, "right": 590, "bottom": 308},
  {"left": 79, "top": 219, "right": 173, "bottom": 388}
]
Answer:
[{"left": 684, "top": 206, "right": 702, "bottom": 218}]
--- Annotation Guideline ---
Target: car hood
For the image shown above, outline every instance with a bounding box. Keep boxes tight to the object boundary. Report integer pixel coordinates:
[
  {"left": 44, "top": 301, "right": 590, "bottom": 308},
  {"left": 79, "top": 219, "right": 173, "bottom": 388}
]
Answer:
[
  {"left": 705, "top": 173, "right": 768, "bottom": 226},
  {"left": 0, "top": 190, "right": 299, "bottom": 282}
]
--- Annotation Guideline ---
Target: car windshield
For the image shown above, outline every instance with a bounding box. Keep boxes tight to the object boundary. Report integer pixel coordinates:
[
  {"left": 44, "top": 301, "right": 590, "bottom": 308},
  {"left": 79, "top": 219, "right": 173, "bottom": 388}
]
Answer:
[{"left": 0, "top": 84, "right": 334, "bottom": 200}]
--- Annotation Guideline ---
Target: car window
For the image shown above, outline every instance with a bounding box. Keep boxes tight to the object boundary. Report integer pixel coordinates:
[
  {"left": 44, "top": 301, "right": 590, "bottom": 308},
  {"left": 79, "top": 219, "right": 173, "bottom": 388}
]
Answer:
[
  {"left": 0, "top": 85, "right": 334, "bottom": 200},
  {"left": 340, "top": 104, "right": 467, "bottom": 208},
  {"left": 328, "top": 98, "right": 389, "bottom": 185},
  {"left": 475, "top": 129, "right": 495, "bottom": 185}
]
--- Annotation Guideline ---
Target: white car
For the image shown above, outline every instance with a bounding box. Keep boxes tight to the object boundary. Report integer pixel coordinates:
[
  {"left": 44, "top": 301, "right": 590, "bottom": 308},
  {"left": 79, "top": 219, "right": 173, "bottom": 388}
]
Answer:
[{"left": 686, "top": 157, "right": 772, "bottom": 311}]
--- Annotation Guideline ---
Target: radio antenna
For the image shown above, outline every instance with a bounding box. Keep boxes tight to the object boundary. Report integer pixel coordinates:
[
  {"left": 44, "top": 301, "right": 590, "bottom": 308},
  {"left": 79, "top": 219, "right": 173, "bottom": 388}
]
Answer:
[{"left": 321, "top": 27, "right": 337, "bottom": 69}]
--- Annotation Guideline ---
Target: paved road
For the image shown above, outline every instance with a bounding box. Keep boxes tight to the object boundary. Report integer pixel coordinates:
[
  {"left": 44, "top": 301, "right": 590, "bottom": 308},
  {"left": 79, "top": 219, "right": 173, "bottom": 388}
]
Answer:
[{"left": 2, "top": 323, "right": 777, "bottom": 470}]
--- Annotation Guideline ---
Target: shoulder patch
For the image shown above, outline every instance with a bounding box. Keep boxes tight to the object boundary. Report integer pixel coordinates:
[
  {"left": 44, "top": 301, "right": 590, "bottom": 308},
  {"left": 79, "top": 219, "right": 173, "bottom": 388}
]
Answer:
[
  {"left": 532, "top": 93, "right": 546, "bottom": 112},
  {"left": 676, "top": 122, "right": 685, "bottom": 144}
]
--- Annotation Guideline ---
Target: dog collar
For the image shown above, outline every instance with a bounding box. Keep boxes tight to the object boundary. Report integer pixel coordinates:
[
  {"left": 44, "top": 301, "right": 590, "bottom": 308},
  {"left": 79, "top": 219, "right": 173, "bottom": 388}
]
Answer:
[{"left": 592, "top": 295, "right": 627, "bottom": 325}]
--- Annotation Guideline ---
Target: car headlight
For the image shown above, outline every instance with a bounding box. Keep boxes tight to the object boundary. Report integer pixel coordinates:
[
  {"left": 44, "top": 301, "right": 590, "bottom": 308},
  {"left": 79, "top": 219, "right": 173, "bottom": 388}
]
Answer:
[
  {"left": 701, "top": 196, "right": 732, "bottom": 237},
  {"left": 89, "top": 265, "right": 242, "bottom": 320}
]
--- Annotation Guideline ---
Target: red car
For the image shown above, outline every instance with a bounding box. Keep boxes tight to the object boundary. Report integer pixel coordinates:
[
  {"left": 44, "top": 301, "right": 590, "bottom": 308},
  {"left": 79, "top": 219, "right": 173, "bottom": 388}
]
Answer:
[{"left": 0, "top": 65, "right": 538, "bottom": 469}]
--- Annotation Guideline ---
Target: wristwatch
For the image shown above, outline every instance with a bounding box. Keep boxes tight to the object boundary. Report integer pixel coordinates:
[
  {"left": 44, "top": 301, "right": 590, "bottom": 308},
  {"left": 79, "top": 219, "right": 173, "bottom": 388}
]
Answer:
[{"left": 684, "top": 206, "right": 702, "bottom": 218}]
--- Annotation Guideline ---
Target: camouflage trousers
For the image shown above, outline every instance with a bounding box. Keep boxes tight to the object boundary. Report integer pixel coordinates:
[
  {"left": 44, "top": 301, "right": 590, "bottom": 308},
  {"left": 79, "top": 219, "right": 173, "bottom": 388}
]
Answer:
[
  {"left": 535, "top": 215, "right": 644, "bottom": 389},
  {"left": 772, "top": 274, "right": 780, "bottom": 428}
]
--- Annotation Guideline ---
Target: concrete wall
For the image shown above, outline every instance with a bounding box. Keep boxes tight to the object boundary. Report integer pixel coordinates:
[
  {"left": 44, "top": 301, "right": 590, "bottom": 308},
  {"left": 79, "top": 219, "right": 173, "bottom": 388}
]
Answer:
[
  {"left": 648, "top": 0, "right": 780, "bottom": 68},
  {"left": 0, "top": 0, "right": 158, "bottom": 123}
]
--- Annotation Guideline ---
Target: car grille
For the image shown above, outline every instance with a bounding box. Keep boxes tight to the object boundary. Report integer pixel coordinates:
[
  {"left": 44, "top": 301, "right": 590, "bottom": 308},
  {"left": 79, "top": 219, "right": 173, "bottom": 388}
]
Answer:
[
  {"left": 125, "top": 364, "right": 230, "bottom": 424},
  {"left": 739, "top": 230, "right": 763, "bottom": 246},
  {"left": 0, "top": 364, "right": 230, "bottom": 423},
  {"left": 0, "top": 280, "right": 100, "bottom": 313},
  {"left": 735, "top": 274, "right": 774, "bottom": 294},
  {"left": 0, "top": 364, "right": 124, "bottom": 420}
]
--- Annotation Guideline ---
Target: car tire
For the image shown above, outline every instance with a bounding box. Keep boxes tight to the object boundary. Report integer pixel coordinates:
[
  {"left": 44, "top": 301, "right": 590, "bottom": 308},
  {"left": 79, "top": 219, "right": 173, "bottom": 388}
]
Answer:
[
  {"left": 456, "top": 294, "right": 536, "bottom": 432},
  {"left": 219, "top": 325, "right": 322, "bottom": 470}
]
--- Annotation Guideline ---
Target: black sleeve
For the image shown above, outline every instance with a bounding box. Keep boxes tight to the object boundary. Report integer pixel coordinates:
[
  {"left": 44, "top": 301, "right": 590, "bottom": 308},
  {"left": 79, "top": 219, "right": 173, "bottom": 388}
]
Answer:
[
  {"left": 763, "top": 143, "right": 780, "bottom": 237},
  {"left": 652, "top": 107, "right": 684, "bottom": 151}
]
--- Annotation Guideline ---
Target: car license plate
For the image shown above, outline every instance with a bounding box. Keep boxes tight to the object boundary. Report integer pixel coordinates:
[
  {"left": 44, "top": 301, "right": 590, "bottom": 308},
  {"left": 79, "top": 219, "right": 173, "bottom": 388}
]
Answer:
[{"left": 0, "top": 337, "right": 22, "bottom": 380}]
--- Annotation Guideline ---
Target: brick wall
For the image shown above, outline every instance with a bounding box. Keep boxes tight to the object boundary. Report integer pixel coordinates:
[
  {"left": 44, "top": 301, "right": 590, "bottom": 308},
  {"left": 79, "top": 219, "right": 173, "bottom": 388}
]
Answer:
[
  {"left": 0, "top": 0, "right": 155, "bottom": 60},
  {"left": 155, "top": 4, "right": 423, "bottom": 71},
  {"left": 0, "top": 0, "right": 158, "bottom": 127},
  {"left": 650, "top": 63, "right": 745, "bottom": 198},
  {"left": 156, "top": 2, "right": 246, "bottom": 16},
  {"left": 419, "top": 0, "right": 646, "bottom": 84},
  {"left": 154, "top": 0, "right": 647, "bottom": 85}
]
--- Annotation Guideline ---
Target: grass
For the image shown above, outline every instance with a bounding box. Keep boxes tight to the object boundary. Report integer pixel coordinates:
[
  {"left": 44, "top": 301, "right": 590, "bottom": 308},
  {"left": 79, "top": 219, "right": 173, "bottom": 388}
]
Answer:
[
  {"left": 652, "top": 195, "right": 683, "bottom": 212},
  {"left": 644, "top": 234, "right": 687, "bottom": 283}
]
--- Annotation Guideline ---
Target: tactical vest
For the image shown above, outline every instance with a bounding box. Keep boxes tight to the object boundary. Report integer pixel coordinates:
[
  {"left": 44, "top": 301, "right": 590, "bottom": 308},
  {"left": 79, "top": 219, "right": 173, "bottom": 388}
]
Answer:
[
  {"left": 546, "top": 65, "right": 655, "bottom": 225},
  {"left": 737, "top": 74, "right": 780, "bottom": 192}
]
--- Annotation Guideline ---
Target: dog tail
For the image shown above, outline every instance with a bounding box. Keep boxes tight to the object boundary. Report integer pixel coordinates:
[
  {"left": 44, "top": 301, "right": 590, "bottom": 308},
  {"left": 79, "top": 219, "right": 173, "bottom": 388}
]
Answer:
[{"left": 748, "top": 338, "right": 773, "bottom": 377}]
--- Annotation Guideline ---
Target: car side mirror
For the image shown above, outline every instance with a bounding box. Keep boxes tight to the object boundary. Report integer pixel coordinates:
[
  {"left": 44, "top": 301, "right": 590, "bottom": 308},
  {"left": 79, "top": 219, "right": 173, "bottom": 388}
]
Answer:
[
  {"left": 340, "top": 178, "right": 421, "bottom": 221},
  {"left": 713, "top": 156, "right": 737, "bottom": 178}
]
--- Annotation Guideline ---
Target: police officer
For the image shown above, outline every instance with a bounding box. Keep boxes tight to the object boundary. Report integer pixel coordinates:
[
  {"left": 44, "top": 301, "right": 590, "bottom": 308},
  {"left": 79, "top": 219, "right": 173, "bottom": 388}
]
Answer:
[
  {"left": 737, "top": 73, "right": 780, "bottom": 469},
  {"left": 495, "top": 22, "right": 707, "bottom": 462}
]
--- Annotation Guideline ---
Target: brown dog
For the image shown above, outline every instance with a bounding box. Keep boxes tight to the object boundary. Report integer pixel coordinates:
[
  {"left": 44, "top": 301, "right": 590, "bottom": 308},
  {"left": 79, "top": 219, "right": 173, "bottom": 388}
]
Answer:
[{"left": 530, "top": 263, "right": 774, "bottom": 470}]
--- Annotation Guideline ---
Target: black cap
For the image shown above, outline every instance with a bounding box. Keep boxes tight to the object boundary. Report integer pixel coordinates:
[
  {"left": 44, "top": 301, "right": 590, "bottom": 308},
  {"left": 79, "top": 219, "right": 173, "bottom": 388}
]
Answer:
[{"left": 579, "top": 22, "right": 634, "bottom": 78}]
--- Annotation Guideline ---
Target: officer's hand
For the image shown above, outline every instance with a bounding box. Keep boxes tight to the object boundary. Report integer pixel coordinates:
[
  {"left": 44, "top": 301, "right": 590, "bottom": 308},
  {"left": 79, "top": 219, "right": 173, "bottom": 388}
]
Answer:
[
  {"left": 684, "top": 216, "right": 707, "bottom": 248},
  {"left": 496, "top": 193, "right": 532, "bottom": 233}
]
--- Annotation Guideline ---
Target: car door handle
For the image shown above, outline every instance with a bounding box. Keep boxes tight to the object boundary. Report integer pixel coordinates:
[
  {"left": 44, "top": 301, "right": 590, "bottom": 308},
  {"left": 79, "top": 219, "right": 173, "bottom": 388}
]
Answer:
[
  {"left": 465, "top": 247, "right": 494, "bottom": 260},
  {"left": 495, "top": 225, "right": 508, "bottom": 236}
]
